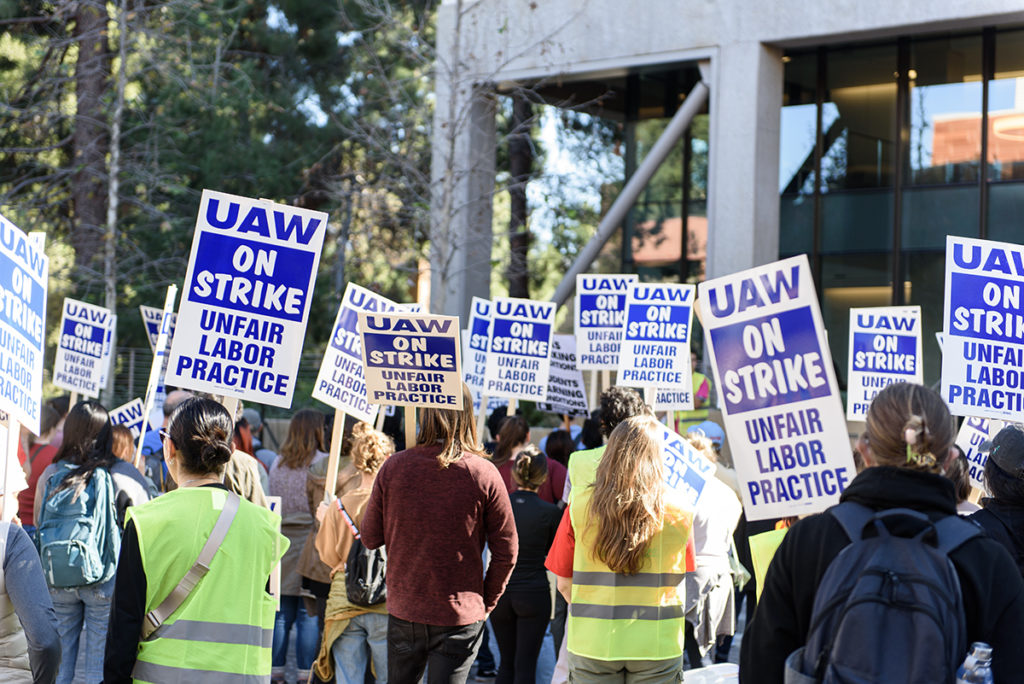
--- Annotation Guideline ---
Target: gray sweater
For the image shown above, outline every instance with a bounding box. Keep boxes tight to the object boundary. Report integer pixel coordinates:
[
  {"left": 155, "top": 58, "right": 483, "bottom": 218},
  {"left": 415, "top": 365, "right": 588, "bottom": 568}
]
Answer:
[{"left": 3, "top": 523, "right": 60, "bottom": 683}]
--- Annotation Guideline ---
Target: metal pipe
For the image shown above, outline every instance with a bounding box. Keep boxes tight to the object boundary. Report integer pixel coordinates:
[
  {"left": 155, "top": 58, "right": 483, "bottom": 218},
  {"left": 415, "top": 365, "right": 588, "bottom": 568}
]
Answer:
[{"left": 551, "top": 65, "right": 710, "bottom": 308}]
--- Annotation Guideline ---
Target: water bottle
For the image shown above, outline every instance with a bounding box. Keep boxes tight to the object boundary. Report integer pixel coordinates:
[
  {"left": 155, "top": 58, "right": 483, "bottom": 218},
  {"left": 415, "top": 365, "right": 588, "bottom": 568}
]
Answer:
[{"left": 956, "top": 641, "right": 994, "bottom": 684}]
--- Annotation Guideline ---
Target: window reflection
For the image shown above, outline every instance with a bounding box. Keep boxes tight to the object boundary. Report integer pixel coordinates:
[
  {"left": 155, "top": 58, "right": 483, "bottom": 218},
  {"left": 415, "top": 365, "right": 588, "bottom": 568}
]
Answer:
[{"left": 989, "top": 31, "right": 1024, "bottom": 181}]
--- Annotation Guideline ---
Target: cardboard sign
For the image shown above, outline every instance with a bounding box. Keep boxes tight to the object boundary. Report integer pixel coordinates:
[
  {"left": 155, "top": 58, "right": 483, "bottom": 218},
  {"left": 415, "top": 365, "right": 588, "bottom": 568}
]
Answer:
[
  {"left": 484, "top": 297, "right": 555, "bottom": 401},
  {"left": 617, "top": 283, "right": 695, "bottom": 394},
  {"left": 109, "top": 398, "right": 148, "bottom": 439},
  {"left": 575, "top": 274, "right": 637, "bottom": 370},
  {"left": 956, "top": 416, "right": 990, "bottom": 491},
  {"left": 698, "top": 255, "right": 855, "bottom": 521},
  {"left": 846, "top": 306, "right": 923, "bottom": 421},
  {"left": 653, "top": 387, "right": 696, "bottom": 413},
  {"left": 536, "top": 335, "right": 590, "bottom": 418},
  {"left": 313, "top": 284, "right": 404, "bottom": 423},
  {"left": 166, "top": 190, "right": 327, "bottom": 407},
  {"left": 464, "top": 297, "right": 492, "bottom": 412},
  {"left": 358, "top": 312, "right": 462, "bottom": 408},
  {"left": 0, "top": 214, "right": 48, "bottom": 434},
  {"left": 53, "top": 298, "right": 115, "bottom": 399},
  {"left": 943, "top": 236, "right": 1024, "bottom": 420},
  {"left": 660, "top": 425, "right": 715, "bottom": 509}
]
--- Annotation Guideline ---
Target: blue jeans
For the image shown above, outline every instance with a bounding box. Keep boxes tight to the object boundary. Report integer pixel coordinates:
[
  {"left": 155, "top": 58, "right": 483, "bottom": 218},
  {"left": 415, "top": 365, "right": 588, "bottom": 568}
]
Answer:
[
  {"left": 50, "top": 577, "right": 114, "bottom": 684},
  {"left": 271, "top": 595, "right": 320, "bottom": 673},
  {"left": 332, "top": 612, "right": 388, "bottom": 683}
]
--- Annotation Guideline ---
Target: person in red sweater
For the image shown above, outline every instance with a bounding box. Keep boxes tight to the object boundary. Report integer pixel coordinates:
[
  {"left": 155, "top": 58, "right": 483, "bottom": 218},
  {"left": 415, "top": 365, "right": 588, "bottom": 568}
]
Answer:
[{"left": 361, "top": 384, "right": 518, "bottom": 684}]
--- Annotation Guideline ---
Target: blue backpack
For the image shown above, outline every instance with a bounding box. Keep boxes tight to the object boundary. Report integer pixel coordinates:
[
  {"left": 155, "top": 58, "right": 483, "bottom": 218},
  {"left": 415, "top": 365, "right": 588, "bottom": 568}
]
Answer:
[
  {"left": 36, "top": 463, "right": 120, "bottom": 588},
  {"left": 784, "top": 502, "right": 979, "bottom": 684}
]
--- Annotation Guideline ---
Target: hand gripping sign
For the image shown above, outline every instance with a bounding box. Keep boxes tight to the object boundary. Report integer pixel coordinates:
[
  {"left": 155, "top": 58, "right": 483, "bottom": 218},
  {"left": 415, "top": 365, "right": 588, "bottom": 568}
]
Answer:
[
  {"left": 53, "top": 298, "right": 115, "bottom": 400},
  {"left": 575, "top": 274, "right": 637, "bottom": 370},
  {"left": 846, "top": 306, "right": 923, "bottom": 421},
  {"left": 943, "top": 235, "right": 1024, "bottom": 420},
  {"left": 166, "top": 190, "right": 328, "bottom": 408},
  {"left": 698, "top": 255, "right": 855, "bottom": 521},
  {"left": 484, "top": 297, "right": 556, "bottom": 401},
  {"left": 616, "top": 283, "right": 696, "bottom": 398},
  {"left": 536, "top": 335, "right": 590, "bottom": 418}
]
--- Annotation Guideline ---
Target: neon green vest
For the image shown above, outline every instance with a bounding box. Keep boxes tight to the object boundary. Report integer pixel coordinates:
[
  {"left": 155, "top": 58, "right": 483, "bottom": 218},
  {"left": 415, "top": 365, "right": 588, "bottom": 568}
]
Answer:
[
  {"left": 567, "top": 486, "right": 692, "bottom": 661},
  {"left": 128, "top": 487, "right": 287, "bottom": 683},
  {"left": 566, "top": 446, "right": 604, "bottom": 504}
]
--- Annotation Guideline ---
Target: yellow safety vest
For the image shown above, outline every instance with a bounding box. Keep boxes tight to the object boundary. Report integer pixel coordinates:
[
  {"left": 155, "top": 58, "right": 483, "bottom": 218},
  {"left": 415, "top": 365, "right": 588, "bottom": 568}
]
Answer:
[
  {"left": 673, "top": 372, "right": 711, "bottom": 434},
  {"left": 566, "top": 446, "right": 604, "bottom": 505},
  {"left": 128, "top": 487, "right": 287, "bottom": 683},
  {"left": 567, "top": 485, "right": 692, "bottom": 661}
]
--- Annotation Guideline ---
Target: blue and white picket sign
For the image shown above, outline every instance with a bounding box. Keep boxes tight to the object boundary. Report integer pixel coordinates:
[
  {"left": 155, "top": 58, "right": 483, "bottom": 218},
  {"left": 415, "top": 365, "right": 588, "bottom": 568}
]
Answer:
[
  {"left": 313, "top": 284, "right": 404, "bottom": 424},
  {"left": 140, "top": 304, "right": 178, "bottom": 422},
  {"left": 617, "top": 283, "right": 695, "bottom": 393},
  {"left": 166, "top": 190, "right": 327, "bottom": 408},
  {"left": 0, "top": 213, "right": 48, "bottom": 434},
  {"left": 659, "top": 425, "right": 714, "bottom": 509},
  {"left": 484, "top": 297, "right": 556, "bottom": 401},
  {"left": 358, "top": 313, "right": 462, "bottom": 409},
  {"left": 575, "top": 274, "right": 637, "bottom": 370},
  {"left": 97, "top": 315, "right": 117, "bottom": 389},
  {"left": 537, "top": 335, "right": 590, "bottom": 418},
  {"left": 109, "top": 398, "right": 148, "bottom": 440},
  {"left": 846, "top": 306, "right": 923, "bottom": 421},
  {"left": 698, "top": 255, "right": 854, "bottom": 521},
  {"left": 653, "top": 387, "right": 695, "bottom": 413},
  {"left": 53, "top": 298, "right": 115, "bottom": 400},
  {"left": 464, "top": 297, "right": 492, "bottom": 412},
  {"left": 943, "top": 236, "right": 1024, "bottom": 420},
  {"left": 956, "top": 416, "right": 991, "bottom": 492}
]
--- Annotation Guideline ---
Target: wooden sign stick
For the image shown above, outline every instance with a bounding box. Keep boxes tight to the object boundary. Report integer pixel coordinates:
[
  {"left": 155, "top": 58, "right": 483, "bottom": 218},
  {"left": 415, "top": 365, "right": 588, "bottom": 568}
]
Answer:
[
  {"left": 506, "top": 399, "right": 518, "bottom": 416},
  {"left": 2, "top": 416, "right": 18, "bottom": 521},
  {"left": 374, "top": 407, "right": 386, "bottom": 431},
  {"left": 323, "top": 408, "right": 346, "bottom": 502},
  {"left": 404, "top": 406, "right": 416, "bottom": 452},
  {"left": 476, "top": 395, "right": 489, "bottom": 441}
]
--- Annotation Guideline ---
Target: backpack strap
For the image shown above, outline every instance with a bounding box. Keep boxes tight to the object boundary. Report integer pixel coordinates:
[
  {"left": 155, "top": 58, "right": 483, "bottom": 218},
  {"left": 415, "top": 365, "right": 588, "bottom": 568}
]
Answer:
[
  {"left": 141, "top": 491, "right": 241, "bottom": 640},
  {"left": 933, "top": 514, "right": 981, "bottom": 555},
  {"left": 829, "top": 502, "right": 875, "bottom": 542}
]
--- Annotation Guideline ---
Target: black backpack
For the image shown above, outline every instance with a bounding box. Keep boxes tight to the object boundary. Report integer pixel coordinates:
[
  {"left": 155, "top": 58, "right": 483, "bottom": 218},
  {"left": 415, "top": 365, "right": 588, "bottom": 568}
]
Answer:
[
  {"left": 336, "top": 500, "right": 387, "bottom": 607},
  {"left": 784, "top": 502, "right": 979, "bottom": 684}
]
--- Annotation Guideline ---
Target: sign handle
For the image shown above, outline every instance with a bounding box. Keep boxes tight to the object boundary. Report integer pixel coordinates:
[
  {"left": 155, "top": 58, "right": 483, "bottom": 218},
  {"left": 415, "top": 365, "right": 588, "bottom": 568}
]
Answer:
[
  {"left": 476, "top": 395, "right": 489, "bottom": 442},
  {"left": 220, "top": 396, "right": 240, "bottom": 426},
  {"left": 506, "top": 399, "right": 517, "bottom": 417},
  {"left": 588, "top": 371, "right": 598, "bottom": 412},
  {"left": 2, "top": 416, "right": 18, "bottom": 521},
  {"left": 644, "top": 386, "right": 655, "bottom": 408},
  {"left": 404, "top": 406, "right": 416, "bottom": 452},
  {"left": 323, "top": 408, "right": 346, "bottom": 503},
  {"left": 133, "top": 285, "right": 177, "bottom": 470},
  {"left": 69, "top": 391, "right": 79, "bottom": 409},
  {"left": 601, "top": 369, "right": 610, "bottom": 394},
  {"left": 562, "top": 414, "right": 571, "bottom": 432},
  {"left": 374, "top": 407, "right": 386, "bottom": 432}
]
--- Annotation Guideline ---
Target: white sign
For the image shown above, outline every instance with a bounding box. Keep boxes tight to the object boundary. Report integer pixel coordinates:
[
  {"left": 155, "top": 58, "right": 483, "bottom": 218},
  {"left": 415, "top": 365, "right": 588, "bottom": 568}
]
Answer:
[
  {"left": 617, "top": 283, "right": 695, "bottom": 394},
  {"left": 484, "top": 297, "right": 555, "bottom": 401},
  {"left": 846, "top": 306, "right": 923, "bottom": 421},
  {"left": 536, "top": 335, "right": 590, "bottom": 418},
  {"left": 109, "top": 398, "right": 148, "bottom": 439},
  {"left": 0, "top": 214, "right": 48, "bottom": 434},
  {"left": 698, "top": 255, "right": 855, "bottom": 521},
  {"left": 956, "top": 416, "right": 991, "bottom": 492},
  {"left": 659, "top": 425, "right": 715, "bottom": 508},
  {"left": 358, "top": 312, "right": 462, "bottom": 408},
  {"left": 140, "top": 305, "right": 177, "bottom": 352},
  {"left": 313, "top": 284, "right": 403, "bottom": 423},
  {"left": 575, "top": 274, "right": 637, "bottom": 370},
  {"left": 654, "top": 387, "right": 695, "bottom": 413},
  {"left": 53, "top": 298, "right": 115, "bottom": 399},
  {"left": 942, "top": 235, "right": 1024, "bottom": 420},
  {"left": 464, "top": 297, "right": 491, "bottom": 412},
  {"left": 166, "top": 190, "right": 327, "bottom": 407}
]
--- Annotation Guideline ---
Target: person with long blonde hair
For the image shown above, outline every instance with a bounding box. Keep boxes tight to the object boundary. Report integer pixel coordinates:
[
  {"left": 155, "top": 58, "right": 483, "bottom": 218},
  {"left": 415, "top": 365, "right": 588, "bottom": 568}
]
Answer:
[{"left": 546, "top": 415, "right": 693, "bottom": 681}]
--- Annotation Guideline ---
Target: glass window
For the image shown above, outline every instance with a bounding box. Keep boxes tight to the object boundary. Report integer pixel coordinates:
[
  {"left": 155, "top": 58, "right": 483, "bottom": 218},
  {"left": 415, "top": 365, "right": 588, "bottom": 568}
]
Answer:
[
  {"left": 780, "top": 52, "right": 817, "bottom": 257},
  {"left": 988, "top": 30, "right": 1024, "bottom": 181}
]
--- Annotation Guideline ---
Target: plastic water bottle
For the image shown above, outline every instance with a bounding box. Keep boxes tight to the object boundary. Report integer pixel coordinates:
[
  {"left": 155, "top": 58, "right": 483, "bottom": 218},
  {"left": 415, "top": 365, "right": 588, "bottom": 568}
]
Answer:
[{"left": 956, "top": 642, "right": 994, "bottom": 684}]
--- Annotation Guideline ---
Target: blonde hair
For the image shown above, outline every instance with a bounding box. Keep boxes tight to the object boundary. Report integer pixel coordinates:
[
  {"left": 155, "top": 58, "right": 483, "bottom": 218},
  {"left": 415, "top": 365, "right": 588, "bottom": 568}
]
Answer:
[
  {"left": 586, "top": 415, "right": 665, "bottom": 575},
  {"left": 864, "top": 382, "right": 953, "bottom": 474},
  {"left": 685, "top": 432, "right": 718, "bottom": 464},
  {"left": 416, "top": 383, "right": 485, "bottom": 468},
  {"left": 350, "top": 422, "right": 394, "bottom": 474},
  {"left": 512, "top": 444, "right": 548, "bottom": 490}
]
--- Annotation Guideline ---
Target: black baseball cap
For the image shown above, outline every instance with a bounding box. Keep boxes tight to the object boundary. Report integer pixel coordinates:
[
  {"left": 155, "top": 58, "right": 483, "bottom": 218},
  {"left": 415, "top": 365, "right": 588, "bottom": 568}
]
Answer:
[{"left": 987, "top": 424, "right": 1024, "bottom": 480}]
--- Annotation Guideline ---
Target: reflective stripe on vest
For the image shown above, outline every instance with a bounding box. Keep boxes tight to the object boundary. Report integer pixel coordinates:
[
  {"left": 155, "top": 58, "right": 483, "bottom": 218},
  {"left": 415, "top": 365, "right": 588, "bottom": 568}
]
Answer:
[
  {"left": 133, "top": 661, "right": 269, "bottom": 684},
  {"left": 571, "top": 570, "right": 686, "bottom": 588},
  {"left": 570, "top": 603, "right": 685, "bottom": 620},
  {"left": 156, "top": 619, "right": 274, "bottom": 648}
]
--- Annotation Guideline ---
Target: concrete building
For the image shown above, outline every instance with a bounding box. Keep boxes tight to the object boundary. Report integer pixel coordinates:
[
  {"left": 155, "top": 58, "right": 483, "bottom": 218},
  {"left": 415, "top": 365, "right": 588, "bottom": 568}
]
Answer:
[{"left": 430, "top": 0, "right": 1024, "bottom": 387}]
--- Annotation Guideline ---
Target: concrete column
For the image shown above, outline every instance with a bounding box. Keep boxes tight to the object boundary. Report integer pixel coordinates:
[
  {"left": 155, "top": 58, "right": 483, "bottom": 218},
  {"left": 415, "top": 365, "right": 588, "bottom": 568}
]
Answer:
[{"left": 706, "top": 41, "right": 784, "bottom": 280}]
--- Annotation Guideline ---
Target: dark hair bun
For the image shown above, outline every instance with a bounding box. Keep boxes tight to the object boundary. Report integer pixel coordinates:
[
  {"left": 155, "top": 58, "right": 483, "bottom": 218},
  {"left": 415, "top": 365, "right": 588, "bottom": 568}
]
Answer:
[
  {"left": 167, "top": 397, "right": 236, "bottom": 476},
  {"left": 198, "top": 434, "right": 233, "bottom": 470}
]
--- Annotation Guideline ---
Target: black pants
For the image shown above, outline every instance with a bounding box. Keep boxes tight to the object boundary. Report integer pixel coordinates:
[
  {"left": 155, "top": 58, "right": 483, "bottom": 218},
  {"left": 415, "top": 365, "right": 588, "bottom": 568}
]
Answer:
[
  {"left": 387, "top": 615, "right": 484, "bottom": 684},
  {"left": 489, "top": 590, "right": 551, "bottom": 684}
]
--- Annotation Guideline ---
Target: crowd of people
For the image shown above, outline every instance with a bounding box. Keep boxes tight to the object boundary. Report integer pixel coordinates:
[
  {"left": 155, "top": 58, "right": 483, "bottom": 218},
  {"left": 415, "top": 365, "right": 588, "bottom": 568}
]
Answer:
[{"left": 2, "top": 360, "right": 1024, "bottom": 683}]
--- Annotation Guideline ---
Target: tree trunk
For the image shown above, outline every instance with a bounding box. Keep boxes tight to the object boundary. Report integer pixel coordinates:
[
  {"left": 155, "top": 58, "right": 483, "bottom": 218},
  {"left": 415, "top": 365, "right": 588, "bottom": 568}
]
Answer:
[
  {"left": 506, "top": 94, "right": 532, "bottom": 299},
  {"left": 71, "top": 0, "right": 110, "bottom": 270}
]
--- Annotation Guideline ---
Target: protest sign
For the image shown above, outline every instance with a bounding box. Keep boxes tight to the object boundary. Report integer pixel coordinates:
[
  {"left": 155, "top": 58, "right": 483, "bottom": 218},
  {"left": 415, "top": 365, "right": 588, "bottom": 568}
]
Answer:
[
  {"left": 942, "top": 236, "right": 1024, "bottom": 420},
  {"left": 358, "top": 312, "right": 462, "bottom": 409},
  {"left": 846, "top": 306, "right": 922, "bottom": 421},
  {"left": 536, "top": 335, "right": 590, "bottom": 418},
  {"left": 133, "top": 286, "right": 177, "bottom": 468},
  {"left": 140, "top": 305, "right": 177, "bottom": 421},
  {"left": 53, "top": 298, "right": 115, "bottom": 399},
  {"left": 659, "top": 424, "right": 715, "bottom": 509},
  {"left": 956, "top": 416, "right": 990, "bottom": 491},
  {"left": 97, "top": 315, "right": 116, "bottom": 388},
  {"left": 698, "top": 254, "right": 854, "bottom": 521},
  {"left": 484, "top": 297, "right": 555, "bottom": 401},
  {"left": 464, "top": 297, "right": 492, "bottom": 412},
  {"left": 575, "top": 274, "right": 637, "bottom": 370},
  {"left": 313, "top": 283, "right": 405, "bottom": 424},
  {"left": 653, "top": 387, "right": 696, "bottom": 413},
  {"left": 166, "top": 190, "right": 327, "bottom": 407},
  {"left": 110, "top": 398, "right": 148, "bottom": 439},
  {"left": 617, "top": 283, "right": 695, "bottom": 396},
  {"left": 0, "top": 213, "right": 48, "bottom": 434},
  {"left": 0, "top": 412, "right": 28, "bottom": 520}
]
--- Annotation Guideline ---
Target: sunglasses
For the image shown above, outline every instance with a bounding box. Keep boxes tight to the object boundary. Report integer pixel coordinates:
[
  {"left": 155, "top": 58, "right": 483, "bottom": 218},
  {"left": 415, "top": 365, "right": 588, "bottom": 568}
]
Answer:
[{"left": 159, "top": 429, "right": 176, "bottom": 447}]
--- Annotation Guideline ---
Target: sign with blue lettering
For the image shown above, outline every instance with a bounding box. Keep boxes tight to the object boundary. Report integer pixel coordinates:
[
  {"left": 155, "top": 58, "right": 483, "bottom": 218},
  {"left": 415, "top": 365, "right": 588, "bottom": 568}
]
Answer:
[
  {"left": 846, "top": 306, "right": 923, "bottom": 421},
  {"left": 313, "top": 283, "right": 403, "bottom": 423},
  {"left": 575, "top": 274, "right": 637, "bottom": 370},
  {"left": 955, "top": 416, "right": 992, "bottom": 491},
  {"left": 698, "top": 255, "right": 854, "bottom": 521},
  {"left": 140, "top": 305, "right": 177, "bottom": 352},
  {"left": 943, "top": 236, "right": 1024, "bottom": 420},
  {"left": 0, "top": 213, "right": 48, "bottom": 434},
  {"left": 109, "top": 398, "right": 148, "bottom": 440},
  {"left": 53, "top": 298, "right": 115, "bottom": 399},
  {"left": 358, "top": 313, "right": 462, "bottom": 408},
  {"left": 464, "top": 297, "right": 492, "bottom": 412},
  {"left": 659, "top": 425, "right": 714, "bottom": 509},
  {"left": 536, "top": 335, "right": 590, "bottom": 418},
  {"left": 617, "top": 283, "right": 695, "bottom": 392},
  {"left": 166, "top": 190, "right": 327, "bottom": 407},
  {"left": 484, "top": 297, "right": 555, "bottom": 401}
]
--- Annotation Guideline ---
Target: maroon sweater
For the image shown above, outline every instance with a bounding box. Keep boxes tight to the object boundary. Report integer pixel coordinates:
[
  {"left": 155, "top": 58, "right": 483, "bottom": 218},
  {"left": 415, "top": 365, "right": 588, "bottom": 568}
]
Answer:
[{"left": 361, "top": 444, "right": 518, "bottom": 626}]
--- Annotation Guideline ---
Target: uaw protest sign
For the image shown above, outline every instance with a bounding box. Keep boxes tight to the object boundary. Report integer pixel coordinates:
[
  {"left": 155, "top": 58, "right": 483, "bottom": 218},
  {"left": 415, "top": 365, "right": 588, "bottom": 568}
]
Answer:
[
  {"left": 660, "top": 425, "right": 714, "bottom": 509},
  {"left": 846, "top": 306, "right": 922, "bottom": 421},
  {"left": 698, "top": 254, "right": 854, "bottom": 521},
  {"left": 0, "top": 215, "right": 48, "bottom": 434},
  {"left": 617, "top": 282, "right": 695, "bottom": 393},
  {"left": 536, "top": 335, "right": 589, "bottom": 418},
  {"left": 955, "top": 416, "right": 990, "bottom": 491},
  {"left": 109, "top": 398, "right": 147, "bottom": 439},
  {"left": 484, "top": 297, "right": 555, "bottom": 401},
  {"left": 575, "top": 274, "right": 636, "bottom": 370},
  {"left": 464, "top": 297, "right": 492, "bottom": 412},
  {"left": 53, "top": 299, "right": 115, "bottom": 399},
  {"left": 943, "top": 236, "right": 1024, "bottom": 420},
  {"left": 166, "top": 190, "right": 327, "bottom": 407}
]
